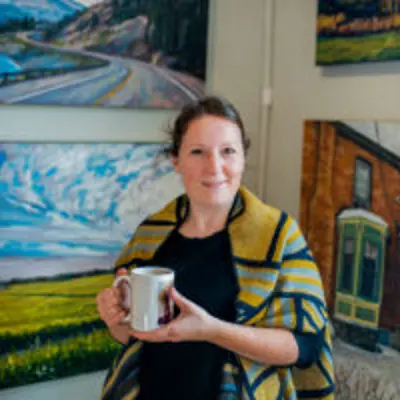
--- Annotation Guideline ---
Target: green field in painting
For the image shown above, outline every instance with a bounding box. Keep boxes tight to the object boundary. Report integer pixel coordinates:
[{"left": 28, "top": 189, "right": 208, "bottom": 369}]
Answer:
[
  {"left": 317, "top": 31, "right": 400, "bottom": 65},
  {"left": 0, "top": 274, "right": 121, "bottom": 390}
]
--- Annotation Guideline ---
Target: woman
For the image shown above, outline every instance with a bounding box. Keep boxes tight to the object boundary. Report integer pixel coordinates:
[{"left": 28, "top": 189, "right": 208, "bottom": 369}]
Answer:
[{"left": 96, "top": 96, "right": 335, "bottom": 399}]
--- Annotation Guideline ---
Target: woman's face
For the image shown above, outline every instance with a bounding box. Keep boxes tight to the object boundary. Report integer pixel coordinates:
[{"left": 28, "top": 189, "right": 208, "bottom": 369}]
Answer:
[{"left": 172, "top": 115, "right": 245, "bottom": 210}]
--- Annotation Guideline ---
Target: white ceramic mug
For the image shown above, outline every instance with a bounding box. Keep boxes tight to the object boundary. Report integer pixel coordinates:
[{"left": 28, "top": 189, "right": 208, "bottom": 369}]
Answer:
[{"left": 113, "top": 266, "right": 175, "bottom": 331}]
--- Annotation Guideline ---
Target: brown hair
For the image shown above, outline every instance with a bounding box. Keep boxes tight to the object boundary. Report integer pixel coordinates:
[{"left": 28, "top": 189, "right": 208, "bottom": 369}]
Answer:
[{"left": 166, "top": 96, "right": 250, "bottom": 156}]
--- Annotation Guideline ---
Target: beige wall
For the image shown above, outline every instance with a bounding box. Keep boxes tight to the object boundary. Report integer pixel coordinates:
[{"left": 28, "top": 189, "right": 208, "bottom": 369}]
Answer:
[
  {"left": 266, "top": 0, "right": 400, "bottom": 218},
  {"left": 208, "top": 0, "right": 267, "bottom": 193}
]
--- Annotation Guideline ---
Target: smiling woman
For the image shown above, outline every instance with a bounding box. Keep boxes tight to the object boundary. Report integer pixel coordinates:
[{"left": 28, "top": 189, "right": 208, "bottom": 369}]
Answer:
[
  {"left": 96, "top": 96, "right": 335, "bottom": 400},
  {"left": 168, "top": 99, "right": 247, "bottom": 228}
]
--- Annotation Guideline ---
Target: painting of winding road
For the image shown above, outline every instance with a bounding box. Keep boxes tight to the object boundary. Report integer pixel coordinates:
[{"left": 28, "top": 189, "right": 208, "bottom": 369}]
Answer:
[{"left": 0, "top": 0, "right": 209, "bottom": 108}]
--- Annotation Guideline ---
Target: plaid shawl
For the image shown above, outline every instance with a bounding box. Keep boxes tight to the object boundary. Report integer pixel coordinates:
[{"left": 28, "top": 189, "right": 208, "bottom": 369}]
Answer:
[{"left": 101, "top": 187, "right": 335, "bottom": 400}]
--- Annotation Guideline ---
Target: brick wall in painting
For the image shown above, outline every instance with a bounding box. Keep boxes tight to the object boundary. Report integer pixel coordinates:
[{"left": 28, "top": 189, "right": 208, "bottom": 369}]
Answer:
[{"left": 300, "top": 120, "right": 400, "bottom": 329}]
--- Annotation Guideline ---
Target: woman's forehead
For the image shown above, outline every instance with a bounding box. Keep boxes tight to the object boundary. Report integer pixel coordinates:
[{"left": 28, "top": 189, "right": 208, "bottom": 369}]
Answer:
[{"left": 183, "top": 115, "right": 242, "bottom": 143}]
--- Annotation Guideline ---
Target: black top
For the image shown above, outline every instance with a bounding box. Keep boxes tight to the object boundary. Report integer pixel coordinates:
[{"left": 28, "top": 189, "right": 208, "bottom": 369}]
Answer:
[
  {"left": 137, "top": 227, "right": 325, "bottom": 400},
  {"left": 138, "top": 228, "right": 238, "bottom": 400}
]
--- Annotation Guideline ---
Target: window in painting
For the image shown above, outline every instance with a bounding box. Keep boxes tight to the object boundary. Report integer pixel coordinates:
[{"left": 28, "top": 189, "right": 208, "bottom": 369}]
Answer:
[
  {"left": 359, "top": 240, "right": 379, "bottom": 300},
  {"left": 340, "top": 237, "right": 355, "bottom": 293},
  {"left": 353, "top": 158, "right": 372, "bottom": 209}
]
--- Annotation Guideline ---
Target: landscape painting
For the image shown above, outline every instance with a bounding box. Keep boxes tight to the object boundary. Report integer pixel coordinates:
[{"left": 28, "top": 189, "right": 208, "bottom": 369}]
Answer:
[
  {"left": 0, "top": 142, "right": 183, "bottom": 390},
  {"left": 301, "top": 120, "right": 400, "bottom": 399},
  {"left": 0, "top": 0, "right": 209, "bottom": 108},
  {"left": 316, "top": 0, "right": 400, "bottom": 65}
]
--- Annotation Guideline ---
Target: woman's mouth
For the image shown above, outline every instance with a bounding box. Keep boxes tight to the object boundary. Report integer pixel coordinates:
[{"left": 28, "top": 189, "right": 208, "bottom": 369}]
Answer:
[{"left": 202, "top": 181, "right": 227, "bottom": 188}]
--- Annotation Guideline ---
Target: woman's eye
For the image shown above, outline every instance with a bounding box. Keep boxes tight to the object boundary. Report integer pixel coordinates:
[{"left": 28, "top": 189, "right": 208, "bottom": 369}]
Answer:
[
  {"left": 190, "top": 148, "right": 203, "bottom": 155},
  {"left": 223, "top": 147, "right": 236, "bottom": 155}
]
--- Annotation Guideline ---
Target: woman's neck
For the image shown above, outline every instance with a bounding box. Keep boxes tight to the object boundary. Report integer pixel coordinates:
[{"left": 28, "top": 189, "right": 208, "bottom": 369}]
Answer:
[{"left": 179, "top": 203, "right": 231, "bottom": 238}]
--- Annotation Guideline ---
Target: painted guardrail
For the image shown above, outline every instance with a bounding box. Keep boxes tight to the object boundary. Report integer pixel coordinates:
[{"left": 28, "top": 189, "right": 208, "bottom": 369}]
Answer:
[{"left": 0, "top": 61, "right": 109, "bottom": 87}]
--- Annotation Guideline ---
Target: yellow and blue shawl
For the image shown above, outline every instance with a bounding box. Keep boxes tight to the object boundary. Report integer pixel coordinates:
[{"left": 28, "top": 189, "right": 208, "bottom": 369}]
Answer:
[{"left": 101, "top": 187, "right": 335, "bottom": 400}]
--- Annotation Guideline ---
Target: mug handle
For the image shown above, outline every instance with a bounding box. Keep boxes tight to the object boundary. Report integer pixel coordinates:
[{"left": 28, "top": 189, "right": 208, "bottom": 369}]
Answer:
[{"left": 113, "top": 275, "right": 131, "bottom": 324}]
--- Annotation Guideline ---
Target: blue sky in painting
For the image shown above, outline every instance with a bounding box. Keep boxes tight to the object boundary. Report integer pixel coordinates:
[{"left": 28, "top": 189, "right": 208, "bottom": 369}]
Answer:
[{"left": 0, "top": 143, "right": 181, "bottom": 258}]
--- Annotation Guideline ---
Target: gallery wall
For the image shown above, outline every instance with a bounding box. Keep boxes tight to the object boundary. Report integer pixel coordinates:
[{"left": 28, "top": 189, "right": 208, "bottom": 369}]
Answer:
[
  {"left": 5, "top": 1, "right": 400, "bottom": 398},
  {"left": 0, "top": 1, "right": 268, "bottom": 399},
  {"left": 266, "top": 0, "right": 400, "bottom": 218}
]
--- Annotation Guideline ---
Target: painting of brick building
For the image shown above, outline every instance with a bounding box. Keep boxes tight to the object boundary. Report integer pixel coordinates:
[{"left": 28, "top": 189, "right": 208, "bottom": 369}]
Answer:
[{"left": 301, "top": 120, "right": 400, "bottom": 399}]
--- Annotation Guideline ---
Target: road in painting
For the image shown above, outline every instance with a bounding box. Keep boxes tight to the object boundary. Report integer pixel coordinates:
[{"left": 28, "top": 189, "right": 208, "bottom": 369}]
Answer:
[
  {"left": 0, "top": 0, "right": 208, "bottom": 108},
  {"left": 0, "top": 143, "right": 183, "bottom": 390}
]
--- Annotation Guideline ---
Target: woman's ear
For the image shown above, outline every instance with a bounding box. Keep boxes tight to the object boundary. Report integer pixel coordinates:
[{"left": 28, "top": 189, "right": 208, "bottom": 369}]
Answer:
[{"left": 171, "top": 156, "right": 180, "bottom": 174}]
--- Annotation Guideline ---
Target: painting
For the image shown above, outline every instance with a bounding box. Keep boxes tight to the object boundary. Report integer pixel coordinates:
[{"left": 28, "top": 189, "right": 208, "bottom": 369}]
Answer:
[
  {"left": 0, "top": 142, "right": 183, "bottom": 390},
  {"left": 301, "top": 120, "right": 400, "bottom": 399},
  {"left": 0, "top": 0, "right": 209, "bottom": 108},
  {"left": 316, "top": 0, "right": 400, "bottom": 65}
]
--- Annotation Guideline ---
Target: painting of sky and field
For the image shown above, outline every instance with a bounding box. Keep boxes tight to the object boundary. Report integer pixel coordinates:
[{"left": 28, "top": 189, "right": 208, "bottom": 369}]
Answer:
[
  {"left": 0, "top": 0, "right": 208, "bottom": 108},
  {"left": 0, "top": 142, "right": 183, "bottom": 390},
  {"left": 316, "top": 0, "right": 400, "bottom": 65}
]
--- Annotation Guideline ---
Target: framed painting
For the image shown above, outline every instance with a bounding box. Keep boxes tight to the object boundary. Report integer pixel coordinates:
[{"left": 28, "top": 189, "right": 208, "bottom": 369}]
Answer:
[
  {"left": 0, "top": 0, "right": 209, "bottom": 108},
  {"left": 300, "top": 119, "right": 400, "bottom": 398},
  {"left": 316, "top": 0, "right": 400, "bottom": 65},
  {"left": 0, "top": 142, "right": 183, "bottom": 390}
]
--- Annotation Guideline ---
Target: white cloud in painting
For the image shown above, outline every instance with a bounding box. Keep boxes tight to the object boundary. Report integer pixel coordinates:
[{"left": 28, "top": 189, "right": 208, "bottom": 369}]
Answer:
[
  {"left": 76, "top": 0, "right": 104, "bottom": 6},
  {"left": 0, "top": 143, "right": 184, "bottom": 258}
]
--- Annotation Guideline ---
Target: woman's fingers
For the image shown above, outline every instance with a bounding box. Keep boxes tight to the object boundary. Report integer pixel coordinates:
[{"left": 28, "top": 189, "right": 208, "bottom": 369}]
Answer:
[
  {"left": 129, "top": 291, "right": 214, "bottom": 343},
  {"left": 107, "top": 308, "right": 127, "bottom": 325},
  {"left": 132, "top": 326, "right": 168, "bottom": 342},
  {"left": 116, "top": 268, "right": 128, "bottom": 276},
  {"left": 169, "top": 287, "right": 193, "bottom": 312},
  {"left": 96, "top": 287, "right": 126, "bottom": 327}
]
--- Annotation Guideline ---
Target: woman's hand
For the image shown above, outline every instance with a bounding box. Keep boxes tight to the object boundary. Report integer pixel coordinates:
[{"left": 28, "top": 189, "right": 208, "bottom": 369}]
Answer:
[
  {"left": 131, "top": 287, "right": 218, "bottom": 343},
  {"left": 96, "top": 268, "right": 128, "bottom": 329}
]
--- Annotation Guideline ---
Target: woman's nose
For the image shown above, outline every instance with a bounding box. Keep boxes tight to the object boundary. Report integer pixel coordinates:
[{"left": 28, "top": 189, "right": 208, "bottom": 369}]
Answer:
[{"left": 206, "top": 152, "right": 222, "bottom": 173}]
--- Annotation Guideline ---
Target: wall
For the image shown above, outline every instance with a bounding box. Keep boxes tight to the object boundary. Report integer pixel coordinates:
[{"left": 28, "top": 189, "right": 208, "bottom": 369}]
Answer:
[
  {"left": 0, "top": 1, "right": 267, "bottom": 399},
  {"left": 266, "top": 0, "right": 400, "bottom": 218},
  {"left": 208, "top": 0, "right": 268, "bottom": 193},
  {"left": 1, "top": 371, "right": 107, "bottom": 400}
]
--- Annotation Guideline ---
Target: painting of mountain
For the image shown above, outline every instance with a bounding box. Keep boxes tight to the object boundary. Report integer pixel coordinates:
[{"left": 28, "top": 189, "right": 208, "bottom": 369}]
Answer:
[
  {"left": 0, "top": 142, "right": 183, "bottom": 390},
  {"left": 0, "top": 0, "right": 209, "bottom": 108}
]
